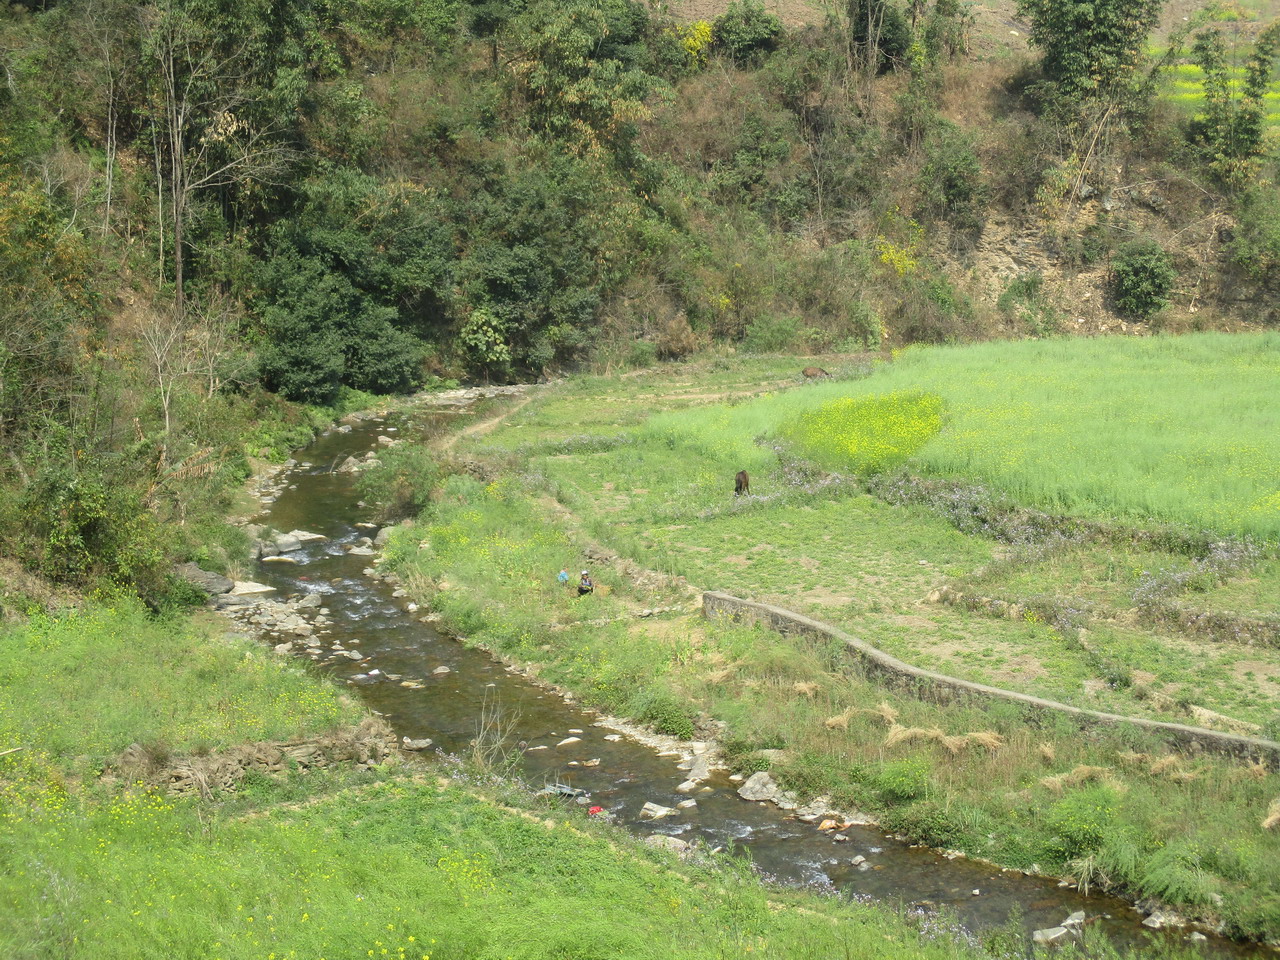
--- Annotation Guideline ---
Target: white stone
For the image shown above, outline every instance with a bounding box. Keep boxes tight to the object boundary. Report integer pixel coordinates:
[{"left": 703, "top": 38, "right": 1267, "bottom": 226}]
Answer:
[
  {"left": 557, "top": 737, "right": 581, "bottom": 746},
  {"left": 1033, "top": 927, "right": 1069, "bottom": 944},
  {"left": 640, "top": 802, "right": 675, "bottom": 820},
  {"left": 737, "top": 771, "right": 780, "bottom": 803},
  {"left": 230, "top": 581, "right": 276, "bottom": 596}
]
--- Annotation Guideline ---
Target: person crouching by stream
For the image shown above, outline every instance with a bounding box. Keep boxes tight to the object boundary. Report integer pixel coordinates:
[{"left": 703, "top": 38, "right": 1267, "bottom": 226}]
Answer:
[{"left": 577, "top": 570, "right": 594, "bottom": 596}]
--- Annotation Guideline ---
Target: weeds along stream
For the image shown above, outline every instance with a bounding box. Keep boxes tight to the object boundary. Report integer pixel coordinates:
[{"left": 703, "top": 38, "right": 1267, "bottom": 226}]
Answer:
[{"left": 239, "top": 398, "right": 1269, "bottom": 958}]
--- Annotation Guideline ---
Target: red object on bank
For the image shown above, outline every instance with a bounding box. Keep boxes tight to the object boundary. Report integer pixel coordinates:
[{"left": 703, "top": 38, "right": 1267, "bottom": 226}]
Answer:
[{"left": 588, "top": 806, "right": 604, "bottom": 816}]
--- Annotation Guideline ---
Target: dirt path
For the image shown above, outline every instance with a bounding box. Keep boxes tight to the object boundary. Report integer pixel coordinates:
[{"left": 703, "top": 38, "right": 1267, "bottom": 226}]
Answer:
[{"left": 437, "top": 393, "right": 534, "bottom": 452}]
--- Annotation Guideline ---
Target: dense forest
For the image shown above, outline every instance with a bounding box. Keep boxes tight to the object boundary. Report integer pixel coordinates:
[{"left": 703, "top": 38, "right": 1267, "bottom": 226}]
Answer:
[{"left": 1, "top": 0, "right": 1278, "bottom": 606}]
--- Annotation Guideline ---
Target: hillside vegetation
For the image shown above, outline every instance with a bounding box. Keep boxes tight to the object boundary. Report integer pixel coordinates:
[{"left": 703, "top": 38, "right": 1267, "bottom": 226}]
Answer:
[{"left": 2, "top": 0, "right": 1280, "bottom": 608}]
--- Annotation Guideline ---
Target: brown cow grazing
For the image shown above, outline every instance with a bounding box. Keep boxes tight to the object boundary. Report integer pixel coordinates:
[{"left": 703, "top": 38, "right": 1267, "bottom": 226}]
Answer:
[
  {"left": 802, "top": 366, "right": 830, "bottom": 379},
  {"left": 734, "top": 470, "right": 750, "bottom": 497}
]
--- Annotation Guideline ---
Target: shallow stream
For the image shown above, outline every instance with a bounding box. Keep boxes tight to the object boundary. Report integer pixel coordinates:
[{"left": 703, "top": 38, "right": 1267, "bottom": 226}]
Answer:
[{"left": 241, "top": 401, "right": 1269, "bottom": 958}]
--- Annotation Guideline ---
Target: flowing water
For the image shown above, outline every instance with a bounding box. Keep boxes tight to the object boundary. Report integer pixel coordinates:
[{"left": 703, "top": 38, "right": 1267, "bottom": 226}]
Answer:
[{"left": 241, "top": 403, "right": 1271, "bottom": 959}]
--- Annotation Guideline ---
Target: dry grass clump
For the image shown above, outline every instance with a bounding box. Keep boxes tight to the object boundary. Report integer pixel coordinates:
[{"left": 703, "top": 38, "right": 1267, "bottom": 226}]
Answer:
[
  {"left": 792, "top": 681, "right": 820, "bottom": 697},
  {"left": 1188, "top": 704, "right": 1261, "bottom": 736},
  {"left": 1041, "top": 765, "right": 1119, "bottom": 793},
  {"left": 1264, "top": 800, "right": 1280, "bottom": 831},
  {"left": 882, "top": 723, "right": 1004, "bottom": 755},
  {"left": 823, "top": 707, "right": 854, "bottom": 731},
  {"left": 884, "top": 724, "right": 946, "bottom": 748},
  {"left": 1246, "top": 760, "right": 1269, "bottom": 781},
  {"left": 1149, "top": 755, "right": 1182, "bottom": 776},
  {"left": 1038, "top": 742, "right": 1056, "bottom": 764},
  {"left": 1116, "top": 751, "right": 1201, "bottom": 782},
  {"left": 823, "top": 701, "right": 898, "bottom": 731}
]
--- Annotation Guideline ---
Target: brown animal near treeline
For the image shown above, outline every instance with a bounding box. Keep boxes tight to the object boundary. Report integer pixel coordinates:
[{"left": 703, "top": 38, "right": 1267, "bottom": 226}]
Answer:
[
  {"left": 802, "top": 366, "right": 830, "bottom": 379},
  {"left": 734, "top": 470, "right": 750, "bottom": 497}
]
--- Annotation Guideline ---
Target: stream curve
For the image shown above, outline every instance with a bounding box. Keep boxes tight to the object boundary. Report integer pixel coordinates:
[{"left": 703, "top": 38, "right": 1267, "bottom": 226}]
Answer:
[{"left": 226, "top": 398, "right": 1270, "bottom": 959}]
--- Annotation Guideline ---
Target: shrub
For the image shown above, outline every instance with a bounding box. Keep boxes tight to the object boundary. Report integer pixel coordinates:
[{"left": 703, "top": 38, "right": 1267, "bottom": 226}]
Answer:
[
  {"left": 744, "top": 313, "right": 802, "bottom": 353},
  {"left": 1044, "top": 785, "right": 1117, "bottom": 861},
  {"left": 882, "top": 798, "right": 962, "bottom": 846},
  {"left": 874, "top": 756, "right": 931, "bottom": 801},
  {"left": 711, "top": 0, "right": 783, "bottom": 65},
  {"left": 632, "top": 690, "right": 696, "bottom": 739},
  {"left": 1110, "top": 240, "right": 1176, "bottom": 319},
  {"left": 655, "top": 311, "right": 701, "bottom": 360},
  {"left": 890, "top": 271, "right": 976, "bottom": 344},
  {"left": 1230, "top": 186, "right": 1280, "bottom": 284},
  {"left": 357, "top": 445, "right": 444, "bottom": 521},
  {"left": 997, "top": 271, "right": 1061, "bottom": 336},
  {"left": 919, "top": 125, "right": 988, "bottom": 231}
]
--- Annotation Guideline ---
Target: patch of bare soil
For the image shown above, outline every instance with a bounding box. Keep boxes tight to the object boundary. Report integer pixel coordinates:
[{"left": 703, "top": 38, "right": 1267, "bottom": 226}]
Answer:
[
  {"left": 665, "top": 0, "right": 820, "bottom": 27},
  {"left": 1230, "top": 659, "right": 1280, "bottom": 685},
  {"left": 0, "top": 557, "right": 82, "bottom": 618}
]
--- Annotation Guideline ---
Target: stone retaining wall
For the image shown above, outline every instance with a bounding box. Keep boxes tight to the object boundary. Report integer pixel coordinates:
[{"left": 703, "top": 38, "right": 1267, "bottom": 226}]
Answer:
[{"left": 703, "top": 592, "right": 1280, "bottom": 770}]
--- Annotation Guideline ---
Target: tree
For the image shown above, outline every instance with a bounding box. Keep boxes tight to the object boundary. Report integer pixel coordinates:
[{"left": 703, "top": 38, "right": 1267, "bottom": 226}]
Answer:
[
  {"left": 505, "top": 0, "right": 665, "bottom": 159},
  {"left": 1016, "top": 0, "right": 1163, "bottom": 111},
  {"left": 1191, "top": 21, "right": 1280, "bottom": 185},
  {"left": 141, "top": 0, "right": 292, "bottom": 315},
  {"left": 711, "top": 0, "right": 783, "bottom": 65}
]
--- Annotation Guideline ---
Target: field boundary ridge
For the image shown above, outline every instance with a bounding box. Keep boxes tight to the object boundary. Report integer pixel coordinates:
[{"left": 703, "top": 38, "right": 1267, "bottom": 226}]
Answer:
[{"left": 702, "top": 591, "right": 1280, "bottom": 769}]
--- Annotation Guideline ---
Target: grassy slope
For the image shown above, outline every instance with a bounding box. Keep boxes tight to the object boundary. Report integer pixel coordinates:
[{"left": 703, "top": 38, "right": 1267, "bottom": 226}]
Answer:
[
  {"left": 388, "top": 343, "right": 1280, "bottom": 938},
  {"left": 0, "top": 602, "right": 1008, "bottom": 960}
]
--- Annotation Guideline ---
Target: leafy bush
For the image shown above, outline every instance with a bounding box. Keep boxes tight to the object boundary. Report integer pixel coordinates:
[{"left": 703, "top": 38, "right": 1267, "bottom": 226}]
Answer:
[
  {"left": 890, "top": 271, "right": 977, "bottom": 344},
  {"left": 631, "top": 690, "right": 696, "bottom": 739},
  {"left": 1230, "top": 186, "right": 1280, "bottom": 284},
  {"left": 849, "top": 0, "right": 912, "bottom": 71},
  {"left": 1110, "top": 240, "right": 1176, "bottom": 319},
  {"left": 874, "top": 756, "right": 931, "bottom": 801},
  {"left": 882, "top": 799, "right": 961, "bottom": 846},
  {"left": 744, "top": 313, "right": 802, "bottom": 352},
  {"left": 357, "top": 445, "right": 444, "bottom": 521},
  {"left": 919, "top": 125, "right": 988, "bottom": 231},
  {"left": 711, "top": 0, "right": 783, "bottom": 65},
  {"left": 997, "top": 271, "right": 1061, "bottom": 336},
  {"left": 1044, "top": 785, "right": 1117, "bottom": 861}
]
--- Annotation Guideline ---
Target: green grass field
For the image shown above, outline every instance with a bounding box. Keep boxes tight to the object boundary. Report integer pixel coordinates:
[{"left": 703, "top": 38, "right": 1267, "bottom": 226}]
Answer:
[{"left": 658, "top": 334, "right": 1280, "bottom": 539}]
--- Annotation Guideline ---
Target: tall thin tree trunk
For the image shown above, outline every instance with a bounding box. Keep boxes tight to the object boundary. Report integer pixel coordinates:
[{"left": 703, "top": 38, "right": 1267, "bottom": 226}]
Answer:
[
  {"left": 103, "top": 82, "right": 116, "bottom": 237},
  {"left": 153, "top": 126, "right": 164, "bottom": 284}
]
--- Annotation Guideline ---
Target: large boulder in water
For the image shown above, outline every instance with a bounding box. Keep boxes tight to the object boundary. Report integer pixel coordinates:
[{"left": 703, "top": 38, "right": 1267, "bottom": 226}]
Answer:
[{"left": 737, "top": 771, "right": 781, "bottom": 803}]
